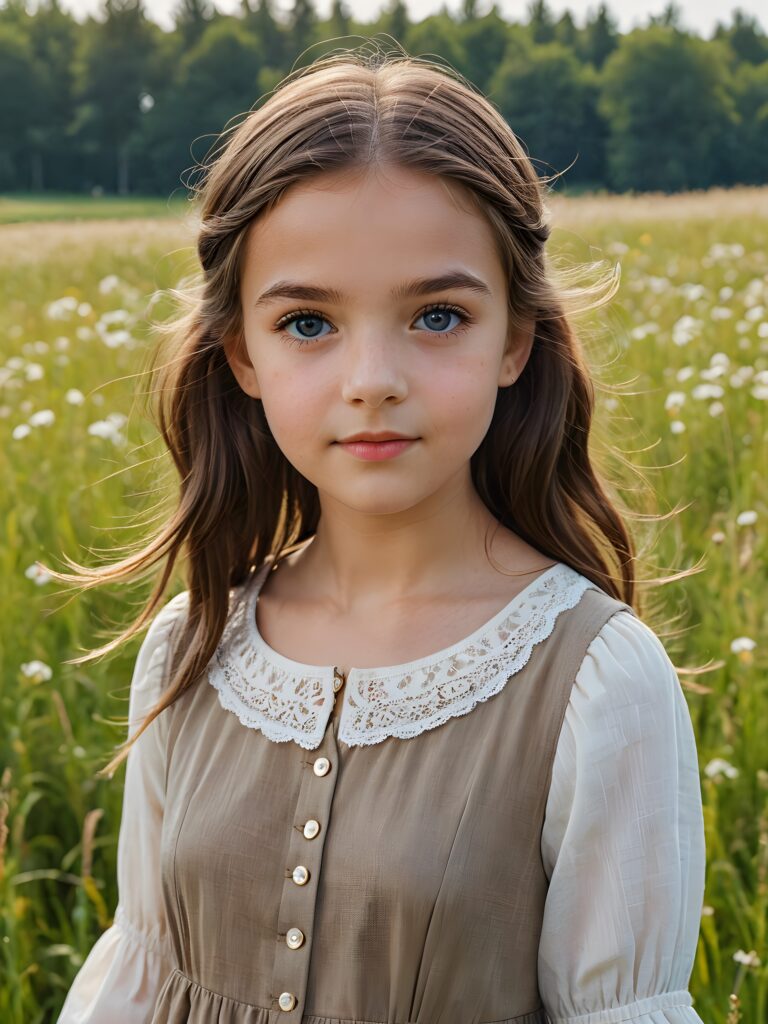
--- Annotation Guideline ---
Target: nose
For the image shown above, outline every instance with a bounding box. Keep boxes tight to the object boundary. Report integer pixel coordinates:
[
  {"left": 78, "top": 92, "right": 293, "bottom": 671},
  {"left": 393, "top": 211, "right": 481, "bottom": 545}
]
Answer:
[{"left": 339, "top": 332, "right": 408, "bottom": 407}]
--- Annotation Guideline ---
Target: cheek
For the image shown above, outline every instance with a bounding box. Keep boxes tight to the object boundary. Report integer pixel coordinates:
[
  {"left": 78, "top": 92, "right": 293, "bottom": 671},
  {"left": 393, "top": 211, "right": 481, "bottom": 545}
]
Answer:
[
  {"left": 257, "top": 365, "right": 326, "bottom": 445},
  {"left": 423, "top": 357, "right": 498, "bottom": 431}
]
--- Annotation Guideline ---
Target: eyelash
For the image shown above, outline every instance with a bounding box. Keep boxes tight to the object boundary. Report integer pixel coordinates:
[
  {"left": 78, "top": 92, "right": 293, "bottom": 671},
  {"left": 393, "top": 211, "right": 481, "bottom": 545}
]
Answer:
[{"left": 272, "top": 302, "right": 475, "bottom": 348}]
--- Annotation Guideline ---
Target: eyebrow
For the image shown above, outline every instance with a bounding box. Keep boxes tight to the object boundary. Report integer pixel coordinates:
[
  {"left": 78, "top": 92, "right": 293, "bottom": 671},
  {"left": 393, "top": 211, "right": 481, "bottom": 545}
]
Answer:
[{"left": 252, "top": 270, "right": 493, "bottom": 308}]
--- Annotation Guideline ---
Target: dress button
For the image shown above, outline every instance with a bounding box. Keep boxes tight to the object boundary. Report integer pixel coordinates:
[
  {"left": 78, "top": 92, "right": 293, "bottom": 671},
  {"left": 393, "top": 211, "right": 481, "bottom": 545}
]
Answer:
[
  {"left": 303, "top": 818, "right": 320, "bottom": 839},
  {"left": 286, "top": 926, "right": 305, "bottom": 949},
  {"left": 313, "top": 756, "right": 331, "bottom": 776},
  {"left": 278, "top": 991, "right": 297, "bottom": 1011},
  {"left": 292, "top": 864, "right": 310, "bottom": 885}
]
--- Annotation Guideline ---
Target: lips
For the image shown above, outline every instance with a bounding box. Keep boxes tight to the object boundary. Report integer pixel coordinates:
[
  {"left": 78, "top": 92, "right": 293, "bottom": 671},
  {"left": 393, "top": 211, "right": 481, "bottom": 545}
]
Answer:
[
  {"left": 337, "top": 433, "right": 416, "bottom": 443},
  {"left": 336, "top": 437, "right": 416, "bottom": 461}
]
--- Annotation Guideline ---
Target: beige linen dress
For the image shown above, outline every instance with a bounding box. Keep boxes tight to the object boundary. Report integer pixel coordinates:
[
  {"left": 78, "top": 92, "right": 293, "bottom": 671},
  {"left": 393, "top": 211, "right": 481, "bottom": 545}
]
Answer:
[{"left": 57, "top": 557, "right": 706, "bottom": 1024}]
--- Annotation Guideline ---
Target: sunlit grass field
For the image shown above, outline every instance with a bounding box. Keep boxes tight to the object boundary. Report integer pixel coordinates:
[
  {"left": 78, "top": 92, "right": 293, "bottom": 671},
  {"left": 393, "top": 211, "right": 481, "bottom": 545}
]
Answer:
[
  {"left": 1, "top": 187, "right": 766, "bottom": 1022},
  {"left": 0, "top": 192, "right": 190, "bottom": 224}
]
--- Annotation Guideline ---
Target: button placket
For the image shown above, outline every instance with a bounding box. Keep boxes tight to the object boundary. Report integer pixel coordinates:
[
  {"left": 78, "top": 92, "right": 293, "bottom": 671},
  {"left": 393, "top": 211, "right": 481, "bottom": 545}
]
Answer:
[{"left": 272, "top": 727, "right": 339, "bottom": 1015}]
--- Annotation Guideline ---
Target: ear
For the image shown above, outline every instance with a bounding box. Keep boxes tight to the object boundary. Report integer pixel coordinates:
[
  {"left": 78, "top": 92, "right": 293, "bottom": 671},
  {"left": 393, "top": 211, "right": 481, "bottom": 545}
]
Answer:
[
  {"left": 498, "top": 318, "right": 535, "bottom": 388},
  {"left": 223, "top": 333, "right": 261, "bottom": 399}
]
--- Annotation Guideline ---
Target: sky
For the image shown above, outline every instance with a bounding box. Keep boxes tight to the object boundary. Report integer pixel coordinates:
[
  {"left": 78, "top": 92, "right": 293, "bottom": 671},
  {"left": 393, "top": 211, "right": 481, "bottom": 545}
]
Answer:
[{"left": 42, "top": 1, "right": 768, "bottom": 37}]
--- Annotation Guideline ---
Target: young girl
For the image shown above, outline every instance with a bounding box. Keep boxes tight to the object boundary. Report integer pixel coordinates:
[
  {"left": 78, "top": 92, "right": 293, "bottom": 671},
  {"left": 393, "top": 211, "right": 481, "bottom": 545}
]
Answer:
[{"left": 54, "top": 46, "right": 706, "bottom": 1024}]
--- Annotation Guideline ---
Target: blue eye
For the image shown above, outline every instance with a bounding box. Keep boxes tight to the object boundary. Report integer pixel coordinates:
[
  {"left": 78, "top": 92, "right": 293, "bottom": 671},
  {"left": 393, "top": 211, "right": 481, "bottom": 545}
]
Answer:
[
  {"left": 414, "top": 306, "right": 465, "bottom": 333},
  {"left": 273, "top": 302, "right": 473, "bottom": 347},
  {"left": 278, "top": 312, "right": 332, "bottom": 344}
]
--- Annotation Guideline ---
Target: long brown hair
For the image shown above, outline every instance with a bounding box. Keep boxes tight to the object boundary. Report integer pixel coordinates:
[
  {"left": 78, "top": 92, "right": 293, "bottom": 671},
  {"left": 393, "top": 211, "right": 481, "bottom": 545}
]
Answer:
[{"left": 43, "top": 41, "right": 702, "bottom": 778}]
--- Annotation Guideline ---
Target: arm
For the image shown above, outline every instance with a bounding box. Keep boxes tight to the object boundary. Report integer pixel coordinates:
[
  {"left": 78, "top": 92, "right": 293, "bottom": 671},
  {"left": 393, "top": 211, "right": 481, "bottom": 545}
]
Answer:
[
  {"left": 539, "top": 610, "right": 707, "bottom": 1024},
  {"left": 56, "top": 592, "right": 189, "bottom": 1023}
]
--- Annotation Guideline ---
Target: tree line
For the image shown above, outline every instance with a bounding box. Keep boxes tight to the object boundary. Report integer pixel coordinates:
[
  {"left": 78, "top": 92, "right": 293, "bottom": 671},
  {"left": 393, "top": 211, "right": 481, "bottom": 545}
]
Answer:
[{"left": 0, "top": 0, "right": 766, "bottom": 196}]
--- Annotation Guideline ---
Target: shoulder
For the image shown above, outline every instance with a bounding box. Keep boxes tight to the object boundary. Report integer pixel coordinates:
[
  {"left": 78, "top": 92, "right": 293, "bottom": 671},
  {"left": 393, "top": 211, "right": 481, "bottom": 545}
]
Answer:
[
  {"left": 140, "top": 589, "right": 191, "bottom": 665},
  {"left": 128, "top": 590, "right": 191, "bottom": 731},
  {"left": 567, "top": 608, "right": 693, "bottom": 761},
  {"left": 581, "top": 608, "right": 680, "bottom": 698}
]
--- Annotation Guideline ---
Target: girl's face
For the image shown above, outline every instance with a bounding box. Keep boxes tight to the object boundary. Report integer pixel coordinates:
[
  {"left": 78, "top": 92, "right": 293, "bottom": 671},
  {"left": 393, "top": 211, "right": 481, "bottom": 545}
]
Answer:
[{"left": 226, "top": 163, "right": 533, "bottom": 517}]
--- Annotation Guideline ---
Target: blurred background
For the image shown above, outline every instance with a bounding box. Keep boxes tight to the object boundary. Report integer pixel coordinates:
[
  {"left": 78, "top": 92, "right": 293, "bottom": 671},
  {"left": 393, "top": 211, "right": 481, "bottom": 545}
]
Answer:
[
  {"left": 0, "top": 0, "right": 767, "bottom": 199},
  {"left": 1, "top": 2, "right": 767, "bottom": 1022}
]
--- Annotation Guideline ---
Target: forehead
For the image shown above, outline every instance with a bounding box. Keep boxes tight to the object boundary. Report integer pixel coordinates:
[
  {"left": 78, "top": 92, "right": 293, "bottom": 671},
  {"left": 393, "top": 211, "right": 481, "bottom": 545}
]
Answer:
[{"left": 240, "top": 164, "right": 505, "bottom": 295}]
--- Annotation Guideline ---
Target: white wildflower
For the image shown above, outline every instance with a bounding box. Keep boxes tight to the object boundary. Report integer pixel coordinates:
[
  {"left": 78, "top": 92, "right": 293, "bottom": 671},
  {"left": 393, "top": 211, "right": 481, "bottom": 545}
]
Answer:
[
  {"left": 733, "top": 949, "right": 761, "bottom": 967},
  {"left": 12, "top": 424, "right": 31, "bottom": 439},
  {"left": 25, "top": 562, "right": 52, "bottom": 585},
  {"left": 98, "top": 309, "right": 130, "bottom": 325},
  {"left": 672, "top": 315, "right": 703, "bottom": 347},
  {"left": 65, "top": 388, "right": 85, "bottom": 405},
  {"left": 98, "top": 274, "right": 121, "bottom": 294},
  {"left": 700, "top": 365, "right": 727, "bottom": 380},
  {"left": 20, "top": 659, "right": 53, "bottom": 683},
  {"left": 101, "top": 329, "right": 132, "bottom": 349},
  {"left": 87, "top": 413, "right": 127, "bottom": 443},
  {"left": 46, "top": 295, "right": 79, "bottom": 319},
  {"left": 25, "top": 363, "right": 44, "bottom": 381},
  {"left": 646, "top": 277, "right": 669, "bottom": 294},
  {"left": 678, "top": 283, "right": 706, "bottom": 301},
  {"left": 706, "top": 242, "right": 745, "bottom": 261},
  {"left": 670, "top": 420, "right": 686, "bottom": 434},
  {"left": 731, "top": 637, "right": 756, "bottom": 654},
  {"left": 736, "top": 510, "right": 757, "bottom": 526},
  {"left": 704, "top": 757, "right": 739, "bottom": 780},
  {"left": 708, "top": 401, "right": 724, "bottom": 416},
  {"left": 630, "top": 322, "right": 660, "bottom": 340},
  {"left": 28, "top": 408, "right": 55, "bottom": 427},
  {"left": 692, "top": 383, "right": 724, "bottom": 400},
  {"left": 665, "top": 391, "right": 686, "bottom": 411}
]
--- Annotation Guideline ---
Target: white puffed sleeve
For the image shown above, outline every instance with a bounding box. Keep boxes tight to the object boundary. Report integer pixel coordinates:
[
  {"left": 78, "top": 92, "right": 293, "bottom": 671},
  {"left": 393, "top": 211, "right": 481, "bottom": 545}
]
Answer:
[
  {"left": 538, "top": 610, "right": 706, "bottom": 1024},
  {"left": 57, "top": 591, "right": 189, "bottom": 1023}
]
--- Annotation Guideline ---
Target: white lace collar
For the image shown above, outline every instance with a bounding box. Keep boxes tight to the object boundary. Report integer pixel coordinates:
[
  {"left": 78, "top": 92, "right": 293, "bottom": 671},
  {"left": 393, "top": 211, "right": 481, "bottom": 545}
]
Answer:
[{"left": 207, "top": 559, "right": 598, "bottom": 750}]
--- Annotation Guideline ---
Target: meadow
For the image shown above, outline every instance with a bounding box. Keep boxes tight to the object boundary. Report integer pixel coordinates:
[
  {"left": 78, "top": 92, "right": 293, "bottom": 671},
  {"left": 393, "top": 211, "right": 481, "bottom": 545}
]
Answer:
[{"left": 0, "top": 186, "right": 766, "bottom": 1022}]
